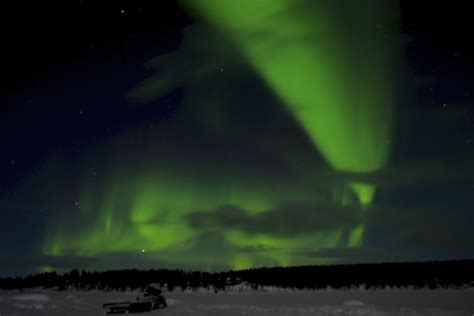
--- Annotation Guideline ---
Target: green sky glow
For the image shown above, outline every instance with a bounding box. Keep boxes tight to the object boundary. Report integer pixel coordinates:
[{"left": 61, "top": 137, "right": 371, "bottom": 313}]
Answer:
[
  {"left": 42, "top": 141, "right": 359, "bottom": 270},
  {"left": 42, "top": 0, "right": 404, "bottom": 270},
  {"left": 180, "top": 0, "right": 402, "bottom": 247},
  {"left": 181, "top": 0, "right": 401, "bottom": 203}
]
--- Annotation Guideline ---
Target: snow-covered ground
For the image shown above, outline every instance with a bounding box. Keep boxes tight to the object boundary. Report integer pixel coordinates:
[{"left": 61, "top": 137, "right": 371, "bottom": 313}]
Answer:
[{"left": 1, "top": 287, "right": 473, "bottom": 315}]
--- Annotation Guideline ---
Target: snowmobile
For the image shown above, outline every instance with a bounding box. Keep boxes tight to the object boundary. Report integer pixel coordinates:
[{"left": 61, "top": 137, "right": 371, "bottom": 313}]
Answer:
[{"left": 103, "top": 286, "right": 167, "bottom": 314}]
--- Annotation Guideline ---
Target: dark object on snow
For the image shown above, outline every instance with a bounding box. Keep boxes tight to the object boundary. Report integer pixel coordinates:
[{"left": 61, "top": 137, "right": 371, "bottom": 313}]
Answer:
[
  {"left": 103, "top": 286, "right": 167, "bottom": 314},
  {"left": 144, "top": 285, "right": 162, "bottom": 297}
]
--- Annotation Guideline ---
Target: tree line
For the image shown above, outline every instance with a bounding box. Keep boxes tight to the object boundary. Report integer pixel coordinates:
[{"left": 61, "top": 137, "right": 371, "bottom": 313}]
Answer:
[{"left": 0, "top": 260, "right": 472, "bottom": 291}]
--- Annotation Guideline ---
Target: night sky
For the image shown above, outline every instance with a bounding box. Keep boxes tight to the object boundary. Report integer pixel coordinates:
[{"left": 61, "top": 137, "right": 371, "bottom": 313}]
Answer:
[{"left": 1, "top": 0, "right": 473, "bottom": 276}]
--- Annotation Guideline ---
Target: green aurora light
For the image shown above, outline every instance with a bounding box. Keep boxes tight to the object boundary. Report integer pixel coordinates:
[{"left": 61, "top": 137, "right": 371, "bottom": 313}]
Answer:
[
  {"left": 180, "top": 0, "right": 401, "bottom": 202},
  {"left": 42, "top": 143, "right": 359, "bottom": 270},
  {"left": 41, "top": 0, "right": 405, "bottom": 271},
  {"left": 180, "top": 0, "right": 403, "bottom": 245}
]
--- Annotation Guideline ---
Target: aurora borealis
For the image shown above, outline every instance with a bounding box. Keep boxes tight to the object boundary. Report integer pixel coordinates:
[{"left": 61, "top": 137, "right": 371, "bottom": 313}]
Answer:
[
  {"left": 1, "top": 0, "right": 474, "bottom": 276},
  {"left": 180, "top": 0, "right": 400, "bottom": 201},
  {"left": 178, "top": 0, "right": 404, "bottom": 248}
]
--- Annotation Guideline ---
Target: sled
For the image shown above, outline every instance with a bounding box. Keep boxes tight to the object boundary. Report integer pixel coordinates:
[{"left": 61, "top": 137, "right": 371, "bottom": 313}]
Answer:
[{"left": 103, "top": 295, "right": 166, "bottom": 314}]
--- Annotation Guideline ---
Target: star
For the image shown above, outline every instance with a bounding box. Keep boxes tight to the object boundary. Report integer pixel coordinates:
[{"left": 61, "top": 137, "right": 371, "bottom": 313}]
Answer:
[
  {"left": 120, "top": 9, "right": 125, "bottom": 14},
  {"left": 442, "top": 103, "right": 447, "bottom": 108}
]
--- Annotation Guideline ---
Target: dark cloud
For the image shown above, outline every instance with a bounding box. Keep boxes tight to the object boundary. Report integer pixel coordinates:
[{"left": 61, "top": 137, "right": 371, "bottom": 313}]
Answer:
[
  {"left": 0, "top": 255, "right": 98, "bottom": 270},
  {"left": 186, "top": 203, "right": 362, "bottom": 237}
]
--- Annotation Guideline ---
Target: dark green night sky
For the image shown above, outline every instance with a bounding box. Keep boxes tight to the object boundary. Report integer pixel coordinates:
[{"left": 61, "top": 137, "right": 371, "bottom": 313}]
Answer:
[{"left": 1, "top": 0, "right": 473, "bottom": 276}]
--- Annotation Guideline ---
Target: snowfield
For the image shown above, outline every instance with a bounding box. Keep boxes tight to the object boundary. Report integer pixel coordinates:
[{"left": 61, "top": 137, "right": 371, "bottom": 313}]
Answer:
[{"left": 1, "top": 287, "right": 473, "bottom": 315}]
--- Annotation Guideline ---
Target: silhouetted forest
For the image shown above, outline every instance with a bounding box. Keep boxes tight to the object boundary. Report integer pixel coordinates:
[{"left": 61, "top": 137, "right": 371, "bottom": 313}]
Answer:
[{"left": 1, "top": 260, "right": 473, "bottom": 291}]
